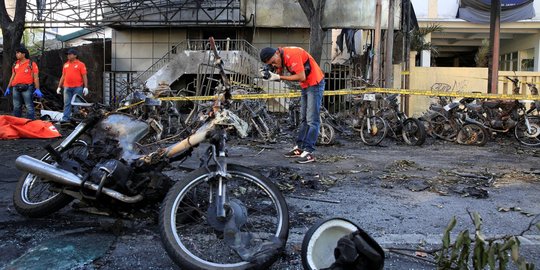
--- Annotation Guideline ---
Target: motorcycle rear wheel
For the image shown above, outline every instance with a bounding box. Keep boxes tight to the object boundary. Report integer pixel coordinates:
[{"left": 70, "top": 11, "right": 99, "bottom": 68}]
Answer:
[
  {"left": 514, "top": 116, "right": 540, "bottom": 146},
  {"left": 160, "top": 164, "right": 289, "bottom": 270},
  {"left": 13, "top": 141, "right": 88, "bottom": 217}
]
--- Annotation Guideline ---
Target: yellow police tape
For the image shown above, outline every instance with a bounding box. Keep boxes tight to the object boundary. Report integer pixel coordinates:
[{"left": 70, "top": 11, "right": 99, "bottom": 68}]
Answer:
[{"left": 157, "top": 87, "right": 540, "bottom": 102}]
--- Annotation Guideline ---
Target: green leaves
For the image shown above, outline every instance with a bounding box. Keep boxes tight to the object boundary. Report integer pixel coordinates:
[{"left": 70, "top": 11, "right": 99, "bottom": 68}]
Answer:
[
  {"left": 443, "top": 216, "right": 457, "bottom": 249},
  {"left": 410, "top": 24, "right": 443, "bottom": 56},
  {"left": 434, "top": 213, "right": 535, "bottom": 270},
  {"left": 473, "top": 212, "right": 482, "bottom": 231}
]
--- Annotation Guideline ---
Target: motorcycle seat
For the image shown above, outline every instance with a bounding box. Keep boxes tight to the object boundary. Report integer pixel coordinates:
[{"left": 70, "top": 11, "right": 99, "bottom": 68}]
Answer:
[
  {"left": 483, "top": 101, "right": 501, "bottom": 109},
  {"left": 466, "top": 104, "right": 483, "bottom": 111}
]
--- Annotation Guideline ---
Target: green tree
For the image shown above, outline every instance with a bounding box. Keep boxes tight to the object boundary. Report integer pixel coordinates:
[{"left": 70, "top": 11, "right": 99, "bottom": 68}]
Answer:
[
  {"left": 410, "top": 23, "right": 442, "bottom": 56},
  {"left": 475, "top": 39, "right": 490, "bottom": 67}
]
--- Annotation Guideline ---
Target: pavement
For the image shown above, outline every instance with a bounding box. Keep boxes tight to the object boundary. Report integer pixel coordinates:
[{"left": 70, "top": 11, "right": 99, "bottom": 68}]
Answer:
[{"left": 0, "top": 131, "right": 539, "bottom": 269}]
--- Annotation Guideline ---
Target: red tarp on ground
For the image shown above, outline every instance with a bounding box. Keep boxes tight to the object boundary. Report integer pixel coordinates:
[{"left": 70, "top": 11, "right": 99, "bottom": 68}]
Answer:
[{"left": 0, "top": 115, "right": 61, "bottom": 139}]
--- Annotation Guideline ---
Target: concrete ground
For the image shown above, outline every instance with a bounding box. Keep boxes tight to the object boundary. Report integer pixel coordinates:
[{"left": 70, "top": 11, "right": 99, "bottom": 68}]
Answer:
[{"left": 0, "top": 129, "right": 539, "bottom": 269}]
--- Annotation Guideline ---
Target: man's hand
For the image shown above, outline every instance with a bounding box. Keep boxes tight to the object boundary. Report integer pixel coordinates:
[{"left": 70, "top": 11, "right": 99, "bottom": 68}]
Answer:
[
  {"left": 57, "top": 87, "right": 62, "bottom": 94},
  {"left": 83, "top": 87, "right": 89, "bottom": 96},
  {"left": 4, "top": 87, "right": 10, "bottom": 96},
  {"left": 33, "top": 89, "right": 43, "bottom": 98},
  {"left": 260, "top": 69, "right": 280, "bottom": 81}
]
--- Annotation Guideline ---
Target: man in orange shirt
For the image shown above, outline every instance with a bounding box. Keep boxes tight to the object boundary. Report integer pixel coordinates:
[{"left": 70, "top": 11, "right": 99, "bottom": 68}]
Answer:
[
  {"left": 260, "top": 46, "right": 325, "bottom": 163},
  {"left": 3, "top": 45, "right": 42, "bottom": 120},
  {"left": 56, "top": 48, "right": 89, "bottom": 122}
]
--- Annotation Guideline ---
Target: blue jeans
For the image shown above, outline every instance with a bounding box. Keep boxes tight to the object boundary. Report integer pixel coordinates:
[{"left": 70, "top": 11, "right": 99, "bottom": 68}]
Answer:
[
  {"left": 296, "top": 80, "right": 325, "bottom": 153},
  {"left": 13, "top": 85, "right": 35, "bottom": 120},
  {"left": 62, "top": 87, "right": 84, "bottom": 121}
]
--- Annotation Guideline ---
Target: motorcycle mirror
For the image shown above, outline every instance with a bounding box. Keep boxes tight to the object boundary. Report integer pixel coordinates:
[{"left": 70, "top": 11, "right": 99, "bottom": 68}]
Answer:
[{"left": 70, "top": 94, "right": 93, "bottom": 107}]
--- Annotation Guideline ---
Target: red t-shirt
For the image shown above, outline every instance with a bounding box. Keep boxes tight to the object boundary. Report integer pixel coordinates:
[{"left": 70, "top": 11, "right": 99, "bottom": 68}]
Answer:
[
  {"left": 11, "top": 60, "right": 39, "bottom": 86},
  {"left": 62, "top": 60, "right": 87, "bottom": 87},
  {"left": 279, "top": 47, "right": 324, "bottom": 89}
]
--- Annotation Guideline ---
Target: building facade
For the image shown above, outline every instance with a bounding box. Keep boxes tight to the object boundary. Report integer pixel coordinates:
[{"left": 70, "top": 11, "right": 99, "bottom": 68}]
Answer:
[{"left": 411, "top": 0, "right": 540, "bottom": 71}]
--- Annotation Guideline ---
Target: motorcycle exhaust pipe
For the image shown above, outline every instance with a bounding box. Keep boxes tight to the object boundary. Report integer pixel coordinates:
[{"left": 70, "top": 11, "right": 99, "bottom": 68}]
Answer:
[{"left": 15, "top": 155, "right": 143, "bottom": 203}]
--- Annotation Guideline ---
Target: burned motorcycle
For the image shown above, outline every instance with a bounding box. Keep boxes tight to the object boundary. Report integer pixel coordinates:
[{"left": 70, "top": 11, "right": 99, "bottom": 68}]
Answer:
[
  {"left": 422, "top": 97, "right": 489, "bottom": 146},
  {"left": 13, "top": 97, "right": 174, "bottom": 217},
  {"left": 13, "top": 37, "right": 289, "bottom": 270},
  {"left": 376, "top": 94, "right": 426, "bottom": 146},
  {"left": 463, "top": 78, "right": 540, "bottom": 146}
]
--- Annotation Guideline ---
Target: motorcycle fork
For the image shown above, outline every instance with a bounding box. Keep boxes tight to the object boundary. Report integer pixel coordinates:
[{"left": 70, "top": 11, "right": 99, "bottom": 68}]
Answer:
[
  {"left": 45, "top": 122, "right": 89, "bottom": 162},
  {"left": 524, "top": 116, "right": 533, "bottom": 134},
  {"left": 58, "top": 122, "right": 89, "bottom": 150},
  {"left": 205, "top": 131, "right": 229, "bottom": 219}
]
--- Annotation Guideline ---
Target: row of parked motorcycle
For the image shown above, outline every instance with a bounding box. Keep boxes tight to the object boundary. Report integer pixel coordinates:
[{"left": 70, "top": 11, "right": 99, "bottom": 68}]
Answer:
[
  {"left": 305, "top": 78, "right": 540, "bottom": 147},
  {"left": 117, "top": 83, "right": 540, "bottom": 148}
]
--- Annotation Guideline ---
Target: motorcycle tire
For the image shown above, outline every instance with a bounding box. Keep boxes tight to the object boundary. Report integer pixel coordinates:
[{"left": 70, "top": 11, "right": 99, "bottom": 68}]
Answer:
[
  {"left": 360, "top": 116, "right": 387, "bottom": 146},
  {"left": 402, "top": 118, "right": 426, "bottom": 146},
  {"left": 160, "top": 164, "right": 289, "bottom": 270},
  {"left": 514, "top": 116, "right": 540, "bottom": 146},
  {"left": 13, "top": 141, "right": 88, "bottom": 217}
]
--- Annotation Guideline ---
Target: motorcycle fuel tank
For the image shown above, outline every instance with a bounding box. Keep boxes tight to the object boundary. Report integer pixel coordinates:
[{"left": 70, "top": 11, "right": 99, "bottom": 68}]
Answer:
[{"left": 94, "top": 113, "right": 149, "bottom": 160}]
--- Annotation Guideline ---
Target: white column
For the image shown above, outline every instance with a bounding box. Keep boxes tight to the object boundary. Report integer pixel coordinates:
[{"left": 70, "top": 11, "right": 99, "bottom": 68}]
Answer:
[
  {"left": 420, "top": 33, "right": 431, "bottom": 67},
  {"left": 421, "top": 50, "right": 431, "bottom": 67},
  {"left": 534, "top": 36, "right": 540, "bottom": 71}
]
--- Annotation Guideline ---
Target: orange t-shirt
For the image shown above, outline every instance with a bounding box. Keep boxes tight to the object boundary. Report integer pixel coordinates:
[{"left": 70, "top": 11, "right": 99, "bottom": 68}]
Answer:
[
  {"left": 62, "top": 60, "right": 87, "bottom": 87},
  {"left": 11, "top": 60, "right": 39, "bottom": 86},
  {"left": 279, "top": 47, "right": 324, "bottom": 89}
]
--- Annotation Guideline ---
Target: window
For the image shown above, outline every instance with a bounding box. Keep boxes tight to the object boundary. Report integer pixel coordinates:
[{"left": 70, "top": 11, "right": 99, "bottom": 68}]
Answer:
[
  {"left": 521, "top": 59, "right": 534, "bottom": 71},
  {"left": 500, "top": 52, "right": 518, "bottom": 71}
]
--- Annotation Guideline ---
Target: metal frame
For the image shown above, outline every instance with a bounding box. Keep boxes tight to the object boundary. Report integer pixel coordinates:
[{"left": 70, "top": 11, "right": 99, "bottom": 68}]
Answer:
[{"left": 26, "top": 0, "right": 248, "bottom": 28}]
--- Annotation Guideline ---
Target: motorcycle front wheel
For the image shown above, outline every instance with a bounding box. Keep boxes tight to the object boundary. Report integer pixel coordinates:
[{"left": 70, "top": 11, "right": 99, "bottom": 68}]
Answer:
[
  {"left": 13, "top": 141, "right": 88, "bottom": 217},
  {"left": 160, "top": 164, "right": 289, "bottom": 270},
  {"left": 402, "top": 118, "right": 426, "bottom": 146},
  {"left": 317, "top": 122, "right": 335, "bottom": 145},
  {"left": 457, "top": 123, "right": 488, "bottom": 146},
  {"left": 514, "top": 116, "right": 540, "bottom": 146}
]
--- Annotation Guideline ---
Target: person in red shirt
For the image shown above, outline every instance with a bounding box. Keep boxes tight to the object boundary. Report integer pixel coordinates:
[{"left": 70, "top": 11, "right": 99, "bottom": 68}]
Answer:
[
  {"left": 3, "top": 45, "right": 42, "bottom": 120},
  {"left": 56, "top": 48, "right": 89, "bottom": 122},
  {"left": 260, "top": 46, "right": 325, "bottom": 164}
]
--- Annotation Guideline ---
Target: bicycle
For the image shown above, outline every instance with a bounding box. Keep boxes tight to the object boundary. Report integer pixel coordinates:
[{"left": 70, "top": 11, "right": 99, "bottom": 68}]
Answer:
[{"left": 159, "top": 37, "right": 290, "bottom": 269}]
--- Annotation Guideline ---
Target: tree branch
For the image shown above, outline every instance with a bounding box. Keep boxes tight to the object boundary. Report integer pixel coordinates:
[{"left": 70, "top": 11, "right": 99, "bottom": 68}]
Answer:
[
  {"left": 297, "top": 0, "right": 314, "bottom": 18},
  {"left": 316, "top": 0, "right": 326, "bottom": 20},
  {"left": 385, "top": 248, "right": 437, "bottom": 264},
  {"left": 14, "top": 0, "right": 28, "bottom": 24},
  {"left": 0, "top": 0, "right": 13, "bottom": 27},
  {"left": 519, "top": 214, "right": 540, "bottom": 236}
]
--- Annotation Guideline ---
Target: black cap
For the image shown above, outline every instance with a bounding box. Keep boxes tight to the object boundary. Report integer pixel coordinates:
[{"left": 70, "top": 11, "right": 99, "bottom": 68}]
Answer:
[
  {"left": 66, "top": 48, "right": 78, "bottom": 55},
  {"left": 260, "top": 47, "right": 277, "bottom": 62},
  {"left": 15, "top": 45, "right": 30, "bottom": 58}
]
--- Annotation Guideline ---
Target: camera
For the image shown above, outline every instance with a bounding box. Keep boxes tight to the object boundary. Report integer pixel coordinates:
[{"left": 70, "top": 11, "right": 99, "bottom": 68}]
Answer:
[{"left": 261, "top": 64, "right": 275, "bottom": 80}]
